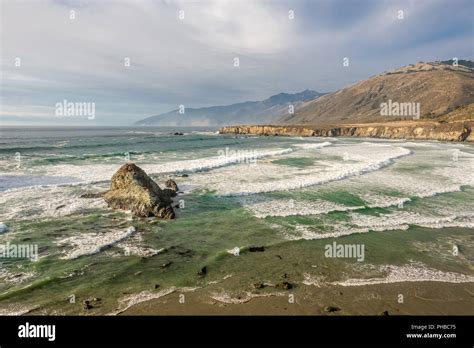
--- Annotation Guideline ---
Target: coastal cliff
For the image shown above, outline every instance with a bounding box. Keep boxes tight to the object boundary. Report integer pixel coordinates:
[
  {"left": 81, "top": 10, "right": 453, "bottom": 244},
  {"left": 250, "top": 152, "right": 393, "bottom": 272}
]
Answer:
[{"left": 219, "top": 120, "right": 473, "bottom": 142}]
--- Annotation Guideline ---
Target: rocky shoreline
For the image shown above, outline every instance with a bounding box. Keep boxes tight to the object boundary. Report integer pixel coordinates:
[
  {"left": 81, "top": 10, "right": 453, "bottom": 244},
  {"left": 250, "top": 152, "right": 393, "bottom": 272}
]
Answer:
[{"left": 219, "top": 120, "right": 473, "bottom": 142}]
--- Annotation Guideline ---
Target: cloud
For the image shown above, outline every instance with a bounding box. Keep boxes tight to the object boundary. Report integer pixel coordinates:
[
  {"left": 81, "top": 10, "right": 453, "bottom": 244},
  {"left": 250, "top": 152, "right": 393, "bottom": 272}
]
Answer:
[{"left": 0, "top": 0, "right": 472, "bottom": 125}]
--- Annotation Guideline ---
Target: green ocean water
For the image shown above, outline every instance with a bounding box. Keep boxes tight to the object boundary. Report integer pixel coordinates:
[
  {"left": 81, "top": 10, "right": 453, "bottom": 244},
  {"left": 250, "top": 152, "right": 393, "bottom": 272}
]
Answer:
[{"left": 0, "top": 127, "right": 473, "bottom": 314}]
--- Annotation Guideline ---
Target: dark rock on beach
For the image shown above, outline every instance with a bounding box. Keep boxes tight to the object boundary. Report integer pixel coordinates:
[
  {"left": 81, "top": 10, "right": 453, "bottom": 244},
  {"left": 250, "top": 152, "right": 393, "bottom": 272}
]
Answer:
[
  {"left": 253, "top": 282, "right": 266, "bottom": 289},
  {"left": 275, "top": 281, "right": 293, "bottom": 290},
  {"left": 161, "top": 261, "right": 173, "bottom": 269},
  {"left": 103, "top": 163, "right": 175, "bottom": 219},
  {"left": 197, "top": 266, "right": 207, "bottom": 277},
  {"left": 82, "top": 300, "right": 93, "bottom": 310},
  {"left": 324, "top": 306, "right": 341, "bottom": 313}
]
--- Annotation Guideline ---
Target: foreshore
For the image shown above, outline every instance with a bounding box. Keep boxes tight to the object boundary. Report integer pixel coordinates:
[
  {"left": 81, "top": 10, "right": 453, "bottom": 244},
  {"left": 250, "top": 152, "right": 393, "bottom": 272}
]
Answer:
[
  {"left": 119, "top": 281, "right": 474, "bottom": 315},
  {"left": 219, "top": 120, "right": 473, "bottom": 142}
]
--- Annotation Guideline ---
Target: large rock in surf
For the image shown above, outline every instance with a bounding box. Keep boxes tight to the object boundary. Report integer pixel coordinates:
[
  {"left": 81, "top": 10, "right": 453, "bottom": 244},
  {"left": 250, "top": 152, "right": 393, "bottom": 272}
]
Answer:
[
  {"left": 165, "top": 178, "right": 179, "bottom": 192},
  {"left": 103, "top": 163, "right": 175, "bottom": 219}
]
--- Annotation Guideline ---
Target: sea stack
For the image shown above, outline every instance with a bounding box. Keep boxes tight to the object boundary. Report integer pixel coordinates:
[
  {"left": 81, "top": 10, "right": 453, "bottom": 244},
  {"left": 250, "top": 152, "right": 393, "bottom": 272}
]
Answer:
[{"left": 103, "top": 163, "right": 175, "bottom": 219}]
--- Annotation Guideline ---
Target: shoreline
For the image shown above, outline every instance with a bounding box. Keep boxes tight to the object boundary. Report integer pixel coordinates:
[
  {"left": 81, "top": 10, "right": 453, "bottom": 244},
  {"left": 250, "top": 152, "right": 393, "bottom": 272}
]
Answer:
[
  {"left": 118, "top": 280, "right": 474, "bottom": 315},
  {"left": 219, "top": 120, "right": 473, "bottom": 142}
]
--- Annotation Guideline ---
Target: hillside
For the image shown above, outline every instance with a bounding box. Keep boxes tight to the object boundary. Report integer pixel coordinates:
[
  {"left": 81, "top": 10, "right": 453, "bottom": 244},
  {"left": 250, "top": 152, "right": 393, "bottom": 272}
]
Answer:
[
  {"left": 280, "top": 61, "right": 474, "bottom": 125},
  {"left": 135, "top": 90, "right": 324, "bottom": 126}
]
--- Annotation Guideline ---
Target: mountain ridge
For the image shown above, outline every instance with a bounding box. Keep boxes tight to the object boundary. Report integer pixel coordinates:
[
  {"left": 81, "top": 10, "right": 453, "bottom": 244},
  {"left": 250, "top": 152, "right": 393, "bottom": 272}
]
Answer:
[{"left": 135, "top": 89, "right": 324, "bottom": 126}]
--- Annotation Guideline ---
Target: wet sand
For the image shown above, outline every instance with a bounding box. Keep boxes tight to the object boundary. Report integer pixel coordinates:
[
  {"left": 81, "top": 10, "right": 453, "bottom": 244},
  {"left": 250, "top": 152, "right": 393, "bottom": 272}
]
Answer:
[{"left": 120, "top": 281, "right": 474, "bottom": 315}]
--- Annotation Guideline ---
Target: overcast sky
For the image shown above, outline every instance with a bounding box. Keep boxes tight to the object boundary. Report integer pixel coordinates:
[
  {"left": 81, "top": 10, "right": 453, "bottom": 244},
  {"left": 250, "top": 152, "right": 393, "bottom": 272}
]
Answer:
[{"left": 1, "top": 0, "right": 473, "bottom": 126}]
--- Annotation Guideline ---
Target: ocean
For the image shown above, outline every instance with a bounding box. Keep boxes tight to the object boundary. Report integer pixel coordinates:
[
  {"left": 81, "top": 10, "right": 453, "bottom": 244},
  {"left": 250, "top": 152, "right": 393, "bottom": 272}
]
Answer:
[{"left": 0, "top": 127, "right": 473, "bottom": 314}]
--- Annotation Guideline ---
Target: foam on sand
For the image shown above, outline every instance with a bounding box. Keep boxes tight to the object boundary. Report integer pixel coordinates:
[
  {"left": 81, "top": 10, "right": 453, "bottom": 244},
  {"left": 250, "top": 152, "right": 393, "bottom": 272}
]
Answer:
[
  {"left": 210, "top": 290, "right": 287, "bottom": 304},
  {"left": 333, "top": 262, "right": 474, "bottom": 286},
  {"left": 109, "top": 286, "right": 200, "bottom": 315},
  {"left": 0, "top": 304, "right": 38, "bottom": 316}
]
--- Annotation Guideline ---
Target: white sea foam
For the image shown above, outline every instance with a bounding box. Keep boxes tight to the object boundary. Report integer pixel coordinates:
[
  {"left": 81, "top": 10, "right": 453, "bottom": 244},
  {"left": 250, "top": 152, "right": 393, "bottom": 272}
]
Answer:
[
  {"left": 209, "top": 290, "right": 286, "bottom": 304},
  {"left": 360, "top": 194, "right": 411, "bottom": 209},
  {"left": 286, "top": 211, "right": 474, "bottom": 240},
  {"left": 27, "top": 148, "right": 294, "bottom": 185},
  {"left": 110, "top": 286, "right": 200, "bottom": 315},
  {"left": 0, "top": 184, "right": 108, "bottom": 221},
  {"left": 292, "top": 141, "right": 332, "bottom": 149},
  {"left": 333, "top": 262, "right": 474, "bottom": 286},
  {"left": 302, "top": 273, "right": 325, "bottom": 287},
  {"left": 226, "top": 247, "right": 240, "bottom": 256},
  {"left": 0, "top": 304, "right": 37, "bottom": 316},
  {"left": 204, "top": 144, "right": 411, "bottom": 195},
  {"left": 353, "top": 146, "right": 474, "bottom": 199},
  {"left": 118, "top": 229, "right": 164, "bottom": 257},
  {"left": 56, "top": 227, "right": 136, "bottom": 259},
  {"left": 239, "top": 196, "right": 360, "bottom": 218},
  {"left": 0, "top": 268, "right": 37, "bottom": 284}
]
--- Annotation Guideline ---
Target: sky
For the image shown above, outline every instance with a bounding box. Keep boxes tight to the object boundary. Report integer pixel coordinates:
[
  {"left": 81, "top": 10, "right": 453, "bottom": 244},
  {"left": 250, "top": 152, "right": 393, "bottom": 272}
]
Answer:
[{"left": 1, "top": 0, "right": 473, "bottom": 126}]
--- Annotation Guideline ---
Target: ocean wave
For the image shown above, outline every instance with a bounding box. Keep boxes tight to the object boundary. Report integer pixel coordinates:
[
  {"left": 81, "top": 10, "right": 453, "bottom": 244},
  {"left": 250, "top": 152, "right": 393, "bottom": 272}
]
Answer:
[
  {"left": 0, "top": 175, "right": 79, "bottom": 191},
  {"left": 210, "top": 144, "right": 411, "bottom": 195},
  {"left": 0, "top": 184, "right": 108, "bottom": 221},
  {"left": 360, "top": 194, "right": 411, "bottom": 208},
  {"left": 239, "top": 196, "right": 361, "bottom": 218},
  {"left": 17, "top": 147, "right": 294, "bottom": 185},
  {"left": 285, "top": 211, "right": 474, "bottom": 240},
  {"left": 292, "top": 141, "right": 333, "bottom": 149},
  {"left": 332, "top": 262, "right": 474, "bottom": 286},
  {"left": 56, "top": 227, "right": 136, "bottom": 259}
]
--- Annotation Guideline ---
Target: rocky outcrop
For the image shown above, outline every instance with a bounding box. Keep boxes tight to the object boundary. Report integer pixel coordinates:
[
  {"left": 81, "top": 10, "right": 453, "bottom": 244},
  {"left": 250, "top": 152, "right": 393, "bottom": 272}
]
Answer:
[
  {"left": 219, "top": 120, "right": 474, "bottom": 142},
  {"left": 220, "top": 125, "right": 317, "bottom": 137},
  {"left": 103, "top": 163, "right": 175, "bottom": 219},
  {"left": 165, "top": 179, "right": 179, "bottom": 192}
]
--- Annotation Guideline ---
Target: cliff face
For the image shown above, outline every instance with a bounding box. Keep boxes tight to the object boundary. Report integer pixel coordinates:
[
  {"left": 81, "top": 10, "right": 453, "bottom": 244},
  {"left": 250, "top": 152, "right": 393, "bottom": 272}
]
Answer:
[
  {"left": 220, "top": 125, "right": 317, "bottom": 137},
  {"left": 219, "top": 120, "right": 473, "bottom": 142}
]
